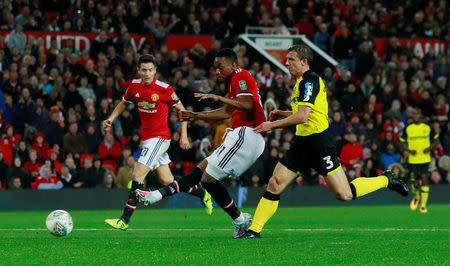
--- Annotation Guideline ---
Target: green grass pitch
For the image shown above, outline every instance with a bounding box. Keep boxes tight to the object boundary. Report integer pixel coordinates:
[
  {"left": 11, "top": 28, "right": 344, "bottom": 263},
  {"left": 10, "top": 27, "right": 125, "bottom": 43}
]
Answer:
[{"left": 0, "top": 205, "right": 449, "bottom": 265}]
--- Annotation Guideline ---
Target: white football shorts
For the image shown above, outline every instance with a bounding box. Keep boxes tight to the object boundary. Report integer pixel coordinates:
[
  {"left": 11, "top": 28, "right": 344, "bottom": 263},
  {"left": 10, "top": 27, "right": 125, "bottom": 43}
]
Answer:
[
  {"left": 206, "top": 126, "right": 265, "bottom": 181},
  {"left": 138, "top": 138, "right": 171, "bottom": 170}
]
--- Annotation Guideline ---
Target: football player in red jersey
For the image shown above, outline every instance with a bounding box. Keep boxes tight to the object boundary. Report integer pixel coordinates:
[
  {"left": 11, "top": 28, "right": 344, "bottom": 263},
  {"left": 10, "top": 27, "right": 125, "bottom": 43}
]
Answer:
[
  {"left": 104, "top": 54, "right": 212, "bottom": 230},
  {"left": 136, "top": 49, "right": 266, "bottom": 238}
]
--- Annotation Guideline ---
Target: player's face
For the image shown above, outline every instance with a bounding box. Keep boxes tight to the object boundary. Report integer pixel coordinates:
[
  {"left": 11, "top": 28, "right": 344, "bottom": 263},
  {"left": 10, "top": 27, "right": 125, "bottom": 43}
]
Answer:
[
  {"left": 214, "top": 57, "right": 235, "bottom": 82},
  {"left": 412, "top": 109, "right": 421, "bottom": 123},
  {"left": 137, "top": 62, "right": 156, "bottom": 85},
  {"left": 285, "top": 51, "right": 306, "bottom": 77}
]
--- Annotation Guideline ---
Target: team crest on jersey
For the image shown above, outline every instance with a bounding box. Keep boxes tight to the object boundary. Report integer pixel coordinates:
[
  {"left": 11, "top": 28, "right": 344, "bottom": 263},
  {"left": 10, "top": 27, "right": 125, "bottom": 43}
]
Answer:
[
  {"left": 171, "top": 92, "right": 179, "bottom": 101},
  {"left": 151, "top": 93, "right": 159, "bottom": 101},
  {"left": 303, "top": 82, "right": 313, "bottom": 101},
  {"left": 138, "top": 101, "right": 156, "bottom": 109},
  {"left": 239, "top": 80, "right": 247, "bottom": 90}
]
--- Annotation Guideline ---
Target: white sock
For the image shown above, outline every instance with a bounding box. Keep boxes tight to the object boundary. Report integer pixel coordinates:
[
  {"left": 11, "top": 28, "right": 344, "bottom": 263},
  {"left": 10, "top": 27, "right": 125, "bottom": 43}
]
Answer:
[{"left": 233, "top": 212, "right": 244, "bottom": 223}]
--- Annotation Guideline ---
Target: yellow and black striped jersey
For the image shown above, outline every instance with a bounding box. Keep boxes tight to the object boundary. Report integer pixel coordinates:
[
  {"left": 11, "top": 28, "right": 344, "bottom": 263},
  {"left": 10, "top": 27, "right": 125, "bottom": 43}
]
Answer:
[
  {"left": 290, "top": 70, "right": 328, "bottom": 136},
  {"left": 399, "top": 122, "right": 438, "bottom": 164}
]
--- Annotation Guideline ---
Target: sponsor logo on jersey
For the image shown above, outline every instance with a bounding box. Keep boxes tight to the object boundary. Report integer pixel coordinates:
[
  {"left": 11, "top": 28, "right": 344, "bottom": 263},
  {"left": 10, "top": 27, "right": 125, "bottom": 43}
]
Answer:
[
  {"left": 303, "top": 82, "right": 313, "bottom": 101},
  {"left": 171, "top": 92, "right": 179, "bottom": 101},
  {"left": 151, "top": 93, "right": 159, "bottom": 101},
  {"left": 239, "top": 80, "right": 247, "bottom": 90},
  {"left": 138, "top": 101, "right": 156, "bottom": 109}
]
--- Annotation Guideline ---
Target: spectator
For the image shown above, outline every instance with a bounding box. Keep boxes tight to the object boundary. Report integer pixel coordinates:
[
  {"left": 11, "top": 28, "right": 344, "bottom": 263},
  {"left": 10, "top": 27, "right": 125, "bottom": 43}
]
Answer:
[
  {"left": 13, "top": 140, "right": 29, "bottom": 163},
  {"left": 7, "top": 156, "right": 31, "bottom": 189},
  {"left": 381, "top": 142, "right": 401, "bottom": 170},
  {"left": 60, "top": 163, "right": 83, "bottom": 188},
  {"left": 314, "top": 23, "right": 331, "bottom": 53},
  {"left": 116, "top": 155, "right": 135, "bottom": 189},
  {"left": 8, "top": 176, "right": 22, "bottom": 189},
  {"left": 23, "top": 149, "right": 42, "bottom": 178},
  {"left": 31, "top": 133, "right": 50, "bottom": 161},
  {"left": 340, "top": 133, "right": 364, "bottom": 170},
  {"left": 0, "top": 151, "right": 10, "bottom": 188},
  {"left": 31, "top": 165, "right": 63, "bottom": 190},
  {"left": 98, "top": 129, "right": 122, "bottom": 162},
  {"left": 7, "top": 24, "right": 26, "bottom": 55},
  {"left": 103, "top": 170, "right": 116, "bottom": 189},
  {"left": 63, "top": 122, "right": 89, "bottom": 156}
]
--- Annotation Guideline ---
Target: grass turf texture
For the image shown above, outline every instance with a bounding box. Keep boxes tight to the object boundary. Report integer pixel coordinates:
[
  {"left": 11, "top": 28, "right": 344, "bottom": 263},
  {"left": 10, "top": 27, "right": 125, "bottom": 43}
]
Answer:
[{"left": 0, "top": 205, "right": 449, "bottom": 265}]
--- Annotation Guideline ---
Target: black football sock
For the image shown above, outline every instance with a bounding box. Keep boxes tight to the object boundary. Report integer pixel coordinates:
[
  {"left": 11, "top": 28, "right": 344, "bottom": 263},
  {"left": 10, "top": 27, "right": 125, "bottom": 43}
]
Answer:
[
  {"left": 159, "top": 167, "right": 203, "bottom": 197},
  {"left": 201, "top": 181, "right": 240, "bottom": 220},
  {"left": 121, "top": 181, "right": 144, "bottom": 224}
]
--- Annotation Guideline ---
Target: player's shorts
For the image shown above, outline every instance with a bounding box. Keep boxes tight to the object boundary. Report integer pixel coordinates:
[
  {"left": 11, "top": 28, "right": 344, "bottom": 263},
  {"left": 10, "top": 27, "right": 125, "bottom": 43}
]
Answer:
[
  {"left": 206, "top": 126, "right": 265, "bottom": 181},
  {"left": 280, "top": 128, "right": 341, "bottom": 177},
  {"left": 137, "top": 138, "right": 171, "bottom": 170},
  {"left": 408, "top": 163, "right": 430, "bottom": 181}
]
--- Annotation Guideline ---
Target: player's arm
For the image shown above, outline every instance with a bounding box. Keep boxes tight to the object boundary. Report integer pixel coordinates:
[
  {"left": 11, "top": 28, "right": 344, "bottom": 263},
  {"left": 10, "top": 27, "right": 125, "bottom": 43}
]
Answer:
[
  {"left": 424, "top": 127, "right": 440, "bottom": 153},
  {"left": 254, "top": 106, "right": 311, "bottom": 133},
  {"left": 179, "top": 105, "right": 231, "bottom": 121},
  {"left": 102, "top": 100, "right": 130, "bottom": 130},
  {"left": 269, "top": 110, "right": 293, "bottom": 121},
  {"left": 194, "top": 93, "right": 254, "bottom": 112},
  {"left": 173, "top": 102, "right": 190, "bottom": 150}
]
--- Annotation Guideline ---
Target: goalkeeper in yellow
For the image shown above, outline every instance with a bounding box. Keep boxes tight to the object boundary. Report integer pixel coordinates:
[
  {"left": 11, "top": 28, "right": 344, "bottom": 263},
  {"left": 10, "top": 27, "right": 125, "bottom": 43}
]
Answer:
[
  {"left": 400, "top": 108, "right": 439, "bottom": 213},
  {"left": 239, "top": 45, "right": 409, "bottom": 239}
]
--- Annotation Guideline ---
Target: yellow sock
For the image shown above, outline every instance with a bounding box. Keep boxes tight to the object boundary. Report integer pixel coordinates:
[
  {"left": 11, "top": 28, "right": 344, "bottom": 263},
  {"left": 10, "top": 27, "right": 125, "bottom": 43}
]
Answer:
[
  {"left": 248, "top": 192, "right": 279, "bottom": 233},
  {"left": 420, "top": 186, "right": 429, "bottom": 208},
  {"left": 411, "top": 185, "right": 420, "bottom": 200},
  {"left": 350, "top": 176, "right": 388, "bottom": 198}
]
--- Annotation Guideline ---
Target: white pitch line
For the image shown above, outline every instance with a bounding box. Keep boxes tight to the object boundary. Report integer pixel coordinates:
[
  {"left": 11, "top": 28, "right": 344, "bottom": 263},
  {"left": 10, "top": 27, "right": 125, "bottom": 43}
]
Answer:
[{"left": 0, "top": 228, "right": 449, "bottom": 232}]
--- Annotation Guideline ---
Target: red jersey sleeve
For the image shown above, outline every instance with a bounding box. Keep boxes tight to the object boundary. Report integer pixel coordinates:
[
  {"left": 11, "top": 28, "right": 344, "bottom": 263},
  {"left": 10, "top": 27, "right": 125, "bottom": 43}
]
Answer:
[
  {"left": 231, "top": 70, "right": 257, "bottom": 98},
  {"left": 122, "top": 86, "right": 134, "bottom": 103},
  {"left": 156, "top": 79, "right": 181, "bottom": 106}
]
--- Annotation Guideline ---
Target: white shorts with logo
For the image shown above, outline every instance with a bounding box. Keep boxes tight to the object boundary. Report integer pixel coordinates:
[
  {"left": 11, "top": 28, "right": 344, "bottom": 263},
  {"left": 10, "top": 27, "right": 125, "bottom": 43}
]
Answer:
[
  {"left": 206, "top": 126, "right": 265, "bottom": 181},
  {"left": 138, "top": 138, "right": 171, "bottom": 170}
]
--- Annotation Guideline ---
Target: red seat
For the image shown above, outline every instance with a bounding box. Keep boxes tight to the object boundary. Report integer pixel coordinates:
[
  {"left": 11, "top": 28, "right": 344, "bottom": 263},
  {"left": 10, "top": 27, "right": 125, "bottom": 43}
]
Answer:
[{"left": 182, "top": 162, "right": 195, "bottom": 175}]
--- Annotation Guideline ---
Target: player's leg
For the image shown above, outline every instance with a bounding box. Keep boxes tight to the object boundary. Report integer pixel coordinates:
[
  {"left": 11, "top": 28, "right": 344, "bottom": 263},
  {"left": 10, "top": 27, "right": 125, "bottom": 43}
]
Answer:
[
  {"left": 137, "top": 160, "right": 207, "bottom": 204},
  {"left": 410, "top": 167, "right": 421, "bottom": 211},
  {"left": 105, "top": 162, "right": 151, "bottom": 230},
  {"left": 201, "top": 127, "right": 264, "bottom": 238},
  {"left": 419, "top": 167, "right": 430, "bottom": 213},
  {"left": 328, "top": 165, "right": 409, "bottom": 200},
  {"left": 244, "top": 162, "right": 298, "bottom": 238},
  {"left": 154, "top": 163, "right": 213, "bottom": 215}
]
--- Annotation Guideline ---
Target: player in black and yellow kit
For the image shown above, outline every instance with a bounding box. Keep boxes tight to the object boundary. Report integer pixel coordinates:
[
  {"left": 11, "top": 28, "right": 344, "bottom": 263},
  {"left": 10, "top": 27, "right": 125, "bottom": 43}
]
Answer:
[
  {"left": 239, "top": 45, "right": 409, "bottom": 239},
  {"left": 400, "top": 108, "right": 439, "bottom": 213}
]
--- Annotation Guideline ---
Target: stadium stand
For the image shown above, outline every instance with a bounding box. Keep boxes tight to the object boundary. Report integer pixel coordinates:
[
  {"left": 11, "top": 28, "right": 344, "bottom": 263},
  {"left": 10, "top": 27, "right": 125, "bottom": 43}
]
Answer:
[{"left": 0, "top": 0, "right": 448, "bottom": 190}]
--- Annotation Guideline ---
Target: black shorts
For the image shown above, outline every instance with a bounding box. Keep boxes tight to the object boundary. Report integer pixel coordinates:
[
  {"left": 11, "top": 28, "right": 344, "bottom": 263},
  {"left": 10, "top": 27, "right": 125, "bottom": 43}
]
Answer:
[
  {"left": 280, "top": 129, "right": 341, "bottom": 177},
  {"left": 408, "top": 163, "right": 429, "bottom": 181}
]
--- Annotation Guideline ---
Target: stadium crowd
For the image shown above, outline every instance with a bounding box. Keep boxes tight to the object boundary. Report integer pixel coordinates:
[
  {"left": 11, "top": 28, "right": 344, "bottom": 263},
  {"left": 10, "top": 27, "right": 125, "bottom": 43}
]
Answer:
[{"left": 0, "top": 0, "right": 449, "bottom": 190}]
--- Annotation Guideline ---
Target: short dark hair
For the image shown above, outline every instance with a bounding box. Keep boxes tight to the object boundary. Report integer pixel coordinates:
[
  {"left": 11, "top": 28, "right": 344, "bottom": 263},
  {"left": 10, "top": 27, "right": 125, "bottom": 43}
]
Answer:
[
  {"left": 216, "top": 48, "right": 238, "bottom": 63},
  {"left": 288, "top": 45, "right": 313, "bottom": 64},
  {"left": 137, "top": 54, "right": 156, "bottom": 67}
]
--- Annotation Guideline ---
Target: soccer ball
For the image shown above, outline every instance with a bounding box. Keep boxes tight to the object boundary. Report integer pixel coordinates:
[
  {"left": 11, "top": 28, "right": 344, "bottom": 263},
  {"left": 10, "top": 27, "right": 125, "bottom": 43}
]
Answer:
[{"left": 46, "top": 210, "right": 73, "bottom": 237}]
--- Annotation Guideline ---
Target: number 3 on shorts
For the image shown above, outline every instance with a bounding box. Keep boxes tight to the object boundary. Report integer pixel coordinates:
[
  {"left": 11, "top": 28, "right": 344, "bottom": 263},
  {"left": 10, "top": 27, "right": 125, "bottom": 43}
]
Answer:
[{"left": 323, "top": 155, "right": 333, "bottom": 170}]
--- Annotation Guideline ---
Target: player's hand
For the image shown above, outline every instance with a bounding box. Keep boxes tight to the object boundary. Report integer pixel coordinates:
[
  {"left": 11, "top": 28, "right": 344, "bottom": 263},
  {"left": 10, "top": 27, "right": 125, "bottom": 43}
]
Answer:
[
  {"left": 409, "top": 149, "right": 417, "bottom": 155},
  {"left": 179, "top": 135, "right": 190, "bottom": 150},
  {"left": 194, "top": 93, "right": 220, "bottom": 102},
  {"left": 102, "top": 119, "right": 113, "bottom": 131},
  {"left": 178, "top": 110, "right": 196, "bottom": 122},
  {"left": 269, "top": 110, "right": 284, "bottom": 121},
  {"left": 423, "top": 147, "right": 431, "bottom": 153},
  {"left": 254, "top": 122, "right": 273, "bottom": 133}
]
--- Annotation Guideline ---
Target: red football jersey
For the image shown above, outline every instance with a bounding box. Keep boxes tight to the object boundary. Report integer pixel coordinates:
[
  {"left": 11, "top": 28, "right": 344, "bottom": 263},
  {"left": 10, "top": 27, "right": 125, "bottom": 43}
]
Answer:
[
  {"left": 123, "top": 78, "right": 180, "bottom": 140},
  {"left": 228, "top": 68, "right": 266, "bottom": 128}
]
